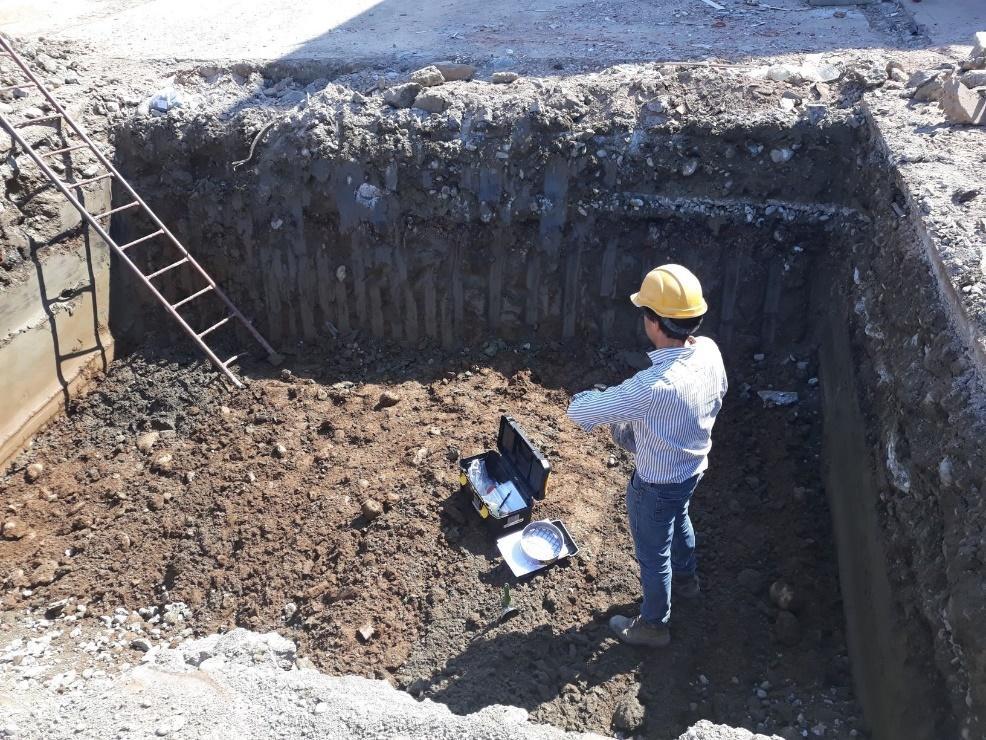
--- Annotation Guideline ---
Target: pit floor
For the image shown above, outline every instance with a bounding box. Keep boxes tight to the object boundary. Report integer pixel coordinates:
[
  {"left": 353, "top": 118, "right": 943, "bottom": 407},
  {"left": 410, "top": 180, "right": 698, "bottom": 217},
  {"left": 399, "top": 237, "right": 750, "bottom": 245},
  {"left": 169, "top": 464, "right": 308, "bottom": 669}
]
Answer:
[{"left": 1, "top": 338, "right": 862, "bottom": 738}]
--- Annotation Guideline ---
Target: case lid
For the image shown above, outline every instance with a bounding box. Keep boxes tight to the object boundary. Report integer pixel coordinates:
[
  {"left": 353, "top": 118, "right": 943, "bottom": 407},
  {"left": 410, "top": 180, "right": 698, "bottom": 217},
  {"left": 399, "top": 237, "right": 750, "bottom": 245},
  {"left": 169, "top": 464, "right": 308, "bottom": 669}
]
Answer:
[{"left": 496, "top": 415, "right": 551, "bottom": 501}]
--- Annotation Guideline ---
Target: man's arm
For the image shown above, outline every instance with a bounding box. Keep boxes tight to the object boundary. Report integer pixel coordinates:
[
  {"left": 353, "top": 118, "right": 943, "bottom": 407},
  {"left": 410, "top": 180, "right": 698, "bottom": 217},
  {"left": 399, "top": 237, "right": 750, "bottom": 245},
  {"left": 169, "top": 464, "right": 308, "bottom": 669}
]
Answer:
[{"left": 566, "top": 377, "right": 651, "bottom": 432}]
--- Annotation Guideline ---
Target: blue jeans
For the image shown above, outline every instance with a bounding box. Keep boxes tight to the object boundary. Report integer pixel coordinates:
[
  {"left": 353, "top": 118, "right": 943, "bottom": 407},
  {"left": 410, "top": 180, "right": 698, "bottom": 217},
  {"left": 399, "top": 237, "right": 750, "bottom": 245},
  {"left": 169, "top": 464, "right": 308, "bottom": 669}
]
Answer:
[{"left": 625, "top": 471, "right": 701, "bottom": 625}]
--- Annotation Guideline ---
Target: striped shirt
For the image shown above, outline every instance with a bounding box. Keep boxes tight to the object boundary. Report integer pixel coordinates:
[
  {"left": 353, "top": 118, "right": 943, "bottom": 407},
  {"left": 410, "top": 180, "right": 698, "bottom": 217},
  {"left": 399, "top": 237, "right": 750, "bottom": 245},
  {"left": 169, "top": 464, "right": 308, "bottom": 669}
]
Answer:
[{"left": 567, "top": 337, "right": 728, "bottom": 484}]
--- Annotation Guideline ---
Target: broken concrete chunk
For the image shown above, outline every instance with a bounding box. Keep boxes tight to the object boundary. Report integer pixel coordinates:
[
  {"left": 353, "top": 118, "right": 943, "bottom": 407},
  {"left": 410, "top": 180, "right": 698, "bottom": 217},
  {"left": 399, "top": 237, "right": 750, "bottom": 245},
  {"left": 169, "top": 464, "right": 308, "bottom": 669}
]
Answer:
[
  {"left": 912, "top": 75, "right": 944, "bottom": 103},
  {"left": 973, "top": 31, "right": 986, "bottom": 59},
  {"left": 412, "top": 90, "right": 451, "bottom": 113},
  {"left": 410, "top": 65, "right": 445, "bottom": 87},
  {"left": 906, "top": 69, "right": 939, "bottom": 89},
  {"left": 382, "top": 82, "right": 421, "bottom": 109},
  {"left": 491, "top": 71, "right": 519, "bottom": 84},
  {"left": 941, "top": 74, "right": 986, "bottom": 125},
  {"left": 433, "top": 62, "right": 475, "bottom": 81},
  {"left": 766, "top": 64, "right": 801, "bottom": 83},
  {"left": 24, "top": 463, "right": 44, "bottom": 482},
  {"left": 357, "top": 623, "right": 375, "bottom": 642},
  {"left": 961, "top": 70, "right": 986, "bottom": 89}
]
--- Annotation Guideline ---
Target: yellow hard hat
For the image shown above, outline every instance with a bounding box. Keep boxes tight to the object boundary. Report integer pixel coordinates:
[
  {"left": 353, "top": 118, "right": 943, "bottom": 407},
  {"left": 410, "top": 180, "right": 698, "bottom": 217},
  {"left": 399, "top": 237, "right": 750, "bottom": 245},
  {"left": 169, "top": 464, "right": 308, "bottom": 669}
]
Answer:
[{"left": 630, "top": 264, "right": 708, "bottom": 319}]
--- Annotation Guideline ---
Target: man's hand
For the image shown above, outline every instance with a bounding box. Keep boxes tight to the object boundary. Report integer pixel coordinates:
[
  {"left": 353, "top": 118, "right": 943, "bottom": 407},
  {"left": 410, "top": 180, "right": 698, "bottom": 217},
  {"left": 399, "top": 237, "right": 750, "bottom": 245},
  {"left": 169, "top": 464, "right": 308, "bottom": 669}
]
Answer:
[{"left": 611, "top": 422, "right": 636, "bottom": 453}]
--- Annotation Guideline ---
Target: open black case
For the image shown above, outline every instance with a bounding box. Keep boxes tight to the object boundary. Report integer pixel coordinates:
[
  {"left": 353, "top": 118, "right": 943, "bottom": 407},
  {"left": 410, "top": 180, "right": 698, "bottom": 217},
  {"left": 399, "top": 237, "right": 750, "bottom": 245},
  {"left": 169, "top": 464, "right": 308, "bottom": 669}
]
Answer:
[{"left": 458, "top": 415, "right": 551, "bottom": 532}]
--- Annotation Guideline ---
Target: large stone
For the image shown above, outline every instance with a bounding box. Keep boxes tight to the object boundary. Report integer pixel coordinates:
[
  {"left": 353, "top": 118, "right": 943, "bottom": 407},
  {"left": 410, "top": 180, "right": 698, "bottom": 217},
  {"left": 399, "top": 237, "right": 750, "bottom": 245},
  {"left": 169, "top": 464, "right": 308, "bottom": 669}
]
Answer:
[
  {"left": 409, "top": 65, "right": 444, "bottom": 87},
  {"left": 382, "top": 82, "right": 421, "bottom": 109},
  {"left": 434, "top": 62, "right": 476, "bottom": 81},
  {"left": 961, "top": 70, "right": 986, "bottom": 88},
  {"left": 412, "top": 90, "right": 451, "bottom": 113},
  {"left": 941, "top": 75, "right": 986, "bottom": 125},
  {"left": 912, "top": 75, "right": 944, "bottom": 103}
]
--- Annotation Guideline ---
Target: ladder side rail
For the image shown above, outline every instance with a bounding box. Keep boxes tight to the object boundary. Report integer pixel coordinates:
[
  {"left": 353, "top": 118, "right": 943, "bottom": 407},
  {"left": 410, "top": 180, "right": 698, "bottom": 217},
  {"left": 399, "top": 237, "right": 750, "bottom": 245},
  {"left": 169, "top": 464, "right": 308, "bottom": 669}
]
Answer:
[
  {"left": 0, "top": 36, "right": 277, "bottom": 360},
  {"left": 0, "top": 113, "right": 244, "bottom": 389}
]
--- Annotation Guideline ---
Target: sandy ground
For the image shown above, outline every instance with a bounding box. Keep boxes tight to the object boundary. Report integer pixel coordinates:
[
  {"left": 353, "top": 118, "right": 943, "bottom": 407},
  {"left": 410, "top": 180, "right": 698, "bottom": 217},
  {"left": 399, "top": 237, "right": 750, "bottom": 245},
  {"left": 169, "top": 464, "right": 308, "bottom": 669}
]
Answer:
[{"left": 0, "top": 0, "right": 934, "bottom": 69}]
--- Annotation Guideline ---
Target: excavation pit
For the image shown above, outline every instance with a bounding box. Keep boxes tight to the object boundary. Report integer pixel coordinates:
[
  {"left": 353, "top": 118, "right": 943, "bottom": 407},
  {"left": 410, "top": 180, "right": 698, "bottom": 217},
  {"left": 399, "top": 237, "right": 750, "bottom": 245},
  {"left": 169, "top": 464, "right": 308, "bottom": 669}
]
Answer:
[{"left": 2, "top": 62, "right": 984, "bottom": 740}]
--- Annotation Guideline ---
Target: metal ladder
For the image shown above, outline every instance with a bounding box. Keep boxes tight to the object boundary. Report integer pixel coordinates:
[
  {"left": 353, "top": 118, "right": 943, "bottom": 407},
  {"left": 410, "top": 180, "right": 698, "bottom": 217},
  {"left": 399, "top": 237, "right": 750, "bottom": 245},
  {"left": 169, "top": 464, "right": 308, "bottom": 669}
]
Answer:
[{"left": 0, "top": 36, "right": 279, "bottom": 388}]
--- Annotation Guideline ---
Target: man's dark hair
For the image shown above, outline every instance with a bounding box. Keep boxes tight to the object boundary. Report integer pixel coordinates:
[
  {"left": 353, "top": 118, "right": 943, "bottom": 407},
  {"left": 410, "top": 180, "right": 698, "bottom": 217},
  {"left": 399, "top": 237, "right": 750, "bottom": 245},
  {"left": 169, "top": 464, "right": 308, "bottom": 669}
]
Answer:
[{"left": 642, "top": 307, "right": 703, "bottom": 341}]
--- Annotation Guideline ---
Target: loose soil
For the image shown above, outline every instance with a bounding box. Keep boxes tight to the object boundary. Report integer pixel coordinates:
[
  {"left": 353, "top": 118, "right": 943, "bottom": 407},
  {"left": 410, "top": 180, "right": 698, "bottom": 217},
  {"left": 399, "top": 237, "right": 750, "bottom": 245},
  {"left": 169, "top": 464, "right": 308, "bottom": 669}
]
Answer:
[{"left": 2, "top": 337, "right": 862, "bottom": 738}]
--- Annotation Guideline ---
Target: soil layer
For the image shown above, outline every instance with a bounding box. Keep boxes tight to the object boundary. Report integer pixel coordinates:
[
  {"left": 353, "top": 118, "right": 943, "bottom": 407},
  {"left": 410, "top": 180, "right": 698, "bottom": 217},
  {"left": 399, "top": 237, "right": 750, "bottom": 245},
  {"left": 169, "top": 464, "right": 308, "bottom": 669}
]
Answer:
[{"left": 2, "top": 339, "right": 861, "bottom": 738}]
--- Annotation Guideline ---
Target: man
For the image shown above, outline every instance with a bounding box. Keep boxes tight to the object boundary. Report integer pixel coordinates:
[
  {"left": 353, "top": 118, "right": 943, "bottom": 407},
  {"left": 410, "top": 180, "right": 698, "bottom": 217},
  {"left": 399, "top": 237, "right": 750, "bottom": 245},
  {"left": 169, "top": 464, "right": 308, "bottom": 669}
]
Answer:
[{"left": 567, "top": 264, "right": 727, "bottom": 647}]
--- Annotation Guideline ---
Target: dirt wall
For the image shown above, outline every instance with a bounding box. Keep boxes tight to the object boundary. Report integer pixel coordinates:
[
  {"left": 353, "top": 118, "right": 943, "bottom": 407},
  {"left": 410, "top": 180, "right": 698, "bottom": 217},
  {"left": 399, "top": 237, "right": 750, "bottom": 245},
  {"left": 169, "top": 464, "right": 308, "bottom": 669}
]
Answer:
[
  {"left": 817, "top": 120, "right": 986, "bottom": 740},
  {"left": 108, "top": 73, "right": 858, "bottom": 358}
]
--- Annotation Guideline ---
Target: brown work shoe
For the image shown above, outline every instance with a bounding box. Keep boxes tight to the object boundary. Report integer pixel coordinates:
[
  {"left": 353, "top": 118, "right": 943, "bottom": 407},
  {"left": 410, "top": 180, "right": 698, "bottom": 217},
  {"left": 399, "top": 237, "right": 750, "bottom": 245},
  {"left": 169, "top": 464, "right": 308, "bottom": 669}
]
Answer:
[{"left": 608, "top": 614, "right": 671, "bottom": 647}]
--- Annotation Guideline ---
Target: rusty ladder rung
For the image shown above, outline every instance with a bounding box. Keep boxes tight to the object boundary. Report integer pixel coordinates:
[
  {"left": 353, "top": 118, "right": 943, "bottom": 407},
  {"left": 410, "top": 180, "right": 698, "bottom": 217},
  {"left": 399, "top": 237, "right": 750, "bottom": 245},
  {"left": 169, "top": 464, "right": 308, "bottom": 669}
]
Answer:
[
  {"left": 198, "top": 316, "right": 233, "bottom": 339},
  {"left": 63, "top": 172, "right": 113, "bottom": 189},
  {"left": 146, "top": 257, "right": 189, "bottom": 280},
  {"left": 93, "top": 201, "right": 139, "bottom": 219},
  {"left": 171, "top": 285, "right": 213, "bottom": 310},
  {"left": 42, "top": 143, "right": 88, "bottom": 158},
  {"left": 14, "top": 113, "right": 62, "bottom": 127},
  {"left": 118, "top": 229, "right": 164, "bottom": 251},
  {"left": 0, "top": 34, "right": 277, "bottom": 388},
  {"left": 0, "top": 82, "right": 36, "bottom": 94}
]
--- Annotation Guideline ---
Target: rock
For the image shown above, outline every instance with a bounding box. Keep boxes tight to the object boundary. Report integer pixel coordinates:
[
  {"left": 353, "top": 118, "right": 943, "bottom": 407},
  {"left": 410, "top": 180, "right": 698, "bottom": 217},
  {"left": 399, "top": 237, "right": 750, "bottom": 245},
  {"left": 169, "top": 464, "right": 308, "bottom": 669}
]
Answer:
[
  {"left": 131, "top": 637, "right": 153, "bottom": 652},
  {"left": 1, "top": 520, "right": 26, "bottom": 540},
  {"left": 45, "top": 599, "right": 69, "bottom": 618},
  {"left": 434, "top": 62, "right": 476, "bottom": 81},
  {"left": 409, "top": 65, "right": 445, "bottom": 87},
  {"left": 357, "top": 622, "right": 375, "bottom": 642},
  {"left": 314, "top": 702, "right": 330, "bottom": 714},
  {"left": 770, "top": 148, "right": 794, "bottom": 164},
  {"left": 961, "top": 70, "right": 986, "bottom": 88},
  {"left": 973, "top": 31, "right": 986, "bottom": 59},
  {"left": 769, "top": 580, "right": 800, "bottom": 611},
  {"left": 377, "top": 391, "right": 401, "bottom": 409},
  {"left": 465, "top": 612, "right": 482, "bottom": 630},
  {"left": 24, "top": 463, "right": 44, "bottom": 482},
  {"left": 272, "top": 443, "right": 288, "bottom": 458},
  {"left": 941, "top": 74, "right": 986, "bottom": 125},
  {"left": 491, "top": 71, "right": 519, "bottom": 84},
  {"left": 29, "top": 560, "right": 59, "bottom": 587},
  {"left": 912, "top": 75, "right": 944, "bottom": 103},
  {"left": 151, "top": 453, "right": 173, "bottom": 473},
  {"left": 766, "top": 64, "right": 801, "bottom": 83},
  {"left": 296, "top": 656, "right": 317, "bottom": 670},
  {"left": 136, "top": 431, "right": 160, "bottom": 453},
  {"left": 613, "top": 687, "right": 645, "bottom": 732},
  {"left": 361, "top": 499, "right": 384, "bottom": 520},
  {"left": 116, "top": 531, "right": 132, "bottom": 550},
  {"left": 801, "top": 62, "right": 841, "bottom": 83},
  {"left": 154, "top": 717, "right": 186, "bottom": 736},
  {"left": 775, "top": 610, "right": 801, "bottom": 646},
  {"left": 282, "top": 602, "right": 297, "bottom": 621},
  {"left": 383, "top": 82, "right": 421, "bottom": 109},
  {"left": 413, "top": 90, "right": 451, "bottom": 113},
  {"left": 737, "top": 568, "right": 764, "bottom": 594},
  {"left": 907, "top": 69, "right": 938, "bottom": 89}
]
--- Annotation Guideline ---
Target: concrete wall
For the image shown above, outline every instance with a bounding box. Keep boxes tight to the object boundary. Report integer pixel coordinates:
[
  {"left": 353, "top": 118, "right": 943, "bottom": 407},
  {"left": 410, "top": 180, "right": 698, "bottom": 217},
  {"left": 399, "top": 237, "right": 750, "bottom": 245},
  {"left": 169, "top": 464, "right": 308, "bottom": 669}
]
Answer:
[{"left": 0, "top": 169, "right": 114, "bottom": 469}]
